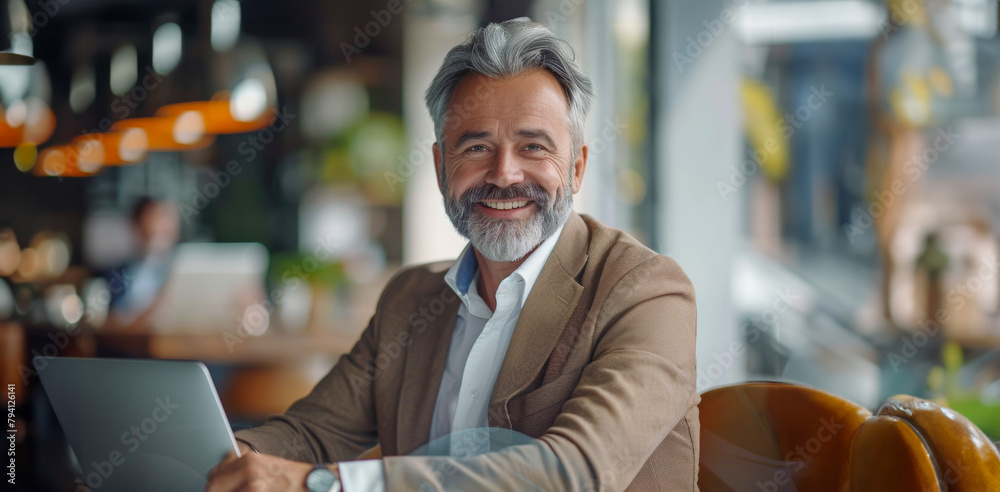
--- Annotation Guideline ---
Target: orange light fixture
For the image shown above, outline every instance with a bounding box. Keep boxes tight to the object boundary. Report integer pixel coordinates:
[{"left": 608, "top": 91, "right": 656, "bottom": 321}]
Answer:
[
  {"left": 112, "top": 112, "right": 214, "bottom": 151},
  {"left": 0, "top": 111, "right": 23, "bottom": 147},
  {"left": 33, "top": 145, "right": 99, "bottom": 177},
  {"left": 0, "top": 103, "right": 56, "bottom": 148},
  {"left": 72, "top": 128, "right": 149, "bottom": 167},
  {"left": 156, "top": 98, "right": 274, "bottom": 134},
  {"left": 24, "top": 105, "right": 57, "bottom": 145}
]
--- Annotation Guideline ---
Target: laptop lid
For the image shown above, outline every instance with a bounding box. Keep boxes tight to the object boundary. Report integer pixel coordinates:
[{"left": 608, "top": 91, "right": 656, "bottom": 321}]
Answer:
[
  {"left": 36, "top": 357, "right": 240, "bottom": 492},
  {"left": 151, "top": 242, "right": 269, "bottom": 332}
]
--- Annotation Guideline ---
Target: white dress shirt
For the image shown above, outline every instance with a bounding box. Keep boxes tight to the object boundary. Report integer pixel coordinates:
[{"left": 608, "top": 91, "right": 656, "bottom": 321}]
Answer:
[{"left": 338, "top": 223, "right": 564, "bottom": 491}]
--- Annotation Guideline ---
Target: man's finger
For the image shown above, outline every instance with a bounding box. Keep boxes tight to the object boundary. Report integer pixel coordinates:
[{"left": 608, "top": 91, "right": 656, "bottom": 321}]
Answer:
[
  {"left": 205, "top": 469, "right": 249, "bottom": 492},
  {"left": 206, "top": 454, "right": 248, "bottom": 492},
  {"left": 207, "top": 451, "right": 238, "bottom": 481}
]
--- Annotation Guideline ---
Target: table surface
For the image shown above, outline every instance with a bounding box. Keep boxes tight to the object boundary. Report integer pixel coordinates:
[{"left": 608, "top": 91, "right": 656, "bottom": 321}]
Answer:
[{"left": 93, "top": 327, "right": 358, "bottom": 364}]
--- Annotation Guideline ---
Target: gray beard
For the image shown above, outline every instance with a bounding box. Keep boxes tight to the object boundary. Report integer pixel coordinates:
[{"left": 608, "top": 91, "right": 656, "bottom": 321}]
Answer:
[{"left": 444, "top": 181, "right": 573, "bottom": 263}]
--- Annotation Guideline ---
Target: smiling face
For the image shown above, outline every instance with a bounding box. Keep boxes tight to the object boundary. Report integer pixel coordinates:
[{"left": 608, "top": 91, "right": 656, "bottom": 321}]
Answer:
[{"left": 435, "top": 68, "right": 588, "bottom": 263}]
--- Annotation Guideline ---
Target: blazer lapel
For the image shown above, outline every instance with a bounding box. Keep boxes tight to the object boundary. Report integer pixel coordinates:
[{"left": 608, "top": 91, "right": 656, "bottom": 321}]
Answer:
[
  {"left": 395, "top": 287, "right": 460, "bottom": 456},
  {"left": 489, "top": 213, "right": 589, "bottom": 405}
]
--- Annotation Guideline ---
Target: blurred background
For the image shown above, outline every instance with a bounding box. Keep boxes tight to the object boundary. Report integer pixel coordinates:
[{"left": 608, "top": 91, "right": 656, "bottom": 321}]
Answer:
[{"left": 1, "top": 0, "right": 1000, "bottom": 488}]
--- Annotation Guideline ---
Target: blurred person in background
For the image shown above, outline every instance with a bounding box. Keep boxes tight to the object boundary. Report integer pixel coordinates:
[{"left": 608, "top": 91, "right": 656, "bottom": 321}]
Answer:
[
  {"left": 209, "top": 18, "right": 698, "bottom": 492},
  {"left": 104, "top": 197, "right": 180, "bottom": 331}
]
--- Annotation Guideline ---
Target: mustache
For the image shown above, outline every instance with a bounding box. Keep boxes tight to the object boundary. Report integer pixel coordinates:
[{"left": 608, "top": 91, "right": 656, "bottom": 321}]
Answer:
[{"left": 459, "top": 183, "right": 551, "bottom": 209}]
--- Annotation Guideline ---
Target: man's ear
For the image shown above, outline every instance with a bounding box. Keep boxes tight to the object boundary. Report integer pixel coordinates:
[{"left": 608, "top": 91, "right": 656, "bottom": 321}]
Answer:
[
  {"left": 571, "top": 145, "right": 588, "bottom": 193},
  {"left": 433, "top": 142, "right": 444, "bottom": 192}
]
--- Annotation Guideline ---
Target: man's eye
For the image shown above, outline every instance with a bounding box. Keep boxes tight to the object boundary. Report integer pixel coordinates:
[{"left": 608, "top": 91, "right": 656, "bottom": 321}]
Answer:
[
  {"left": 524, "top": 144, "right": 544, "bottom": 152},
  {"left": 467, "top": 145, "right": 488, "bottom": 153}
]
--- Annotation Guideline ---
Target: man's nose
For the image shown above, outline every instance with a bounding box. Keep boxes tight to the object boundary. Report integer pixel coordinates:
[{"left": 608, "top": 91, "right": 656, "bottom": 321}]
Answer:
[{"left": 485, "top": 147, "right": 524, "bottom": 188}]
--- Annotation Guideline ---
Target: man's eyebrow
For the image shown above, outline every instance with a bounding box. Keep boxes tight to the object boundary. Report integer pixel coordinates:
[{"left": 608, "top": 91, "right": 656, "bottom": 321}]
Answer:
[
  {"left": 453, "top": 131, "right": 492, "bottom": 149},
  {"left": 517, "top": 129, "right": 557, "bottom": 149}
]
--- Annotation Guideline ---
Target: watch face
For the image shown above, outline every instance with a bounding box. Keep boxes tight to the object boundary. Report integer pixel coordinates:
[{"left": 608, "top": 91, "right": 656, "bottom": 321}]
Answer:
[{"left": 306, "top": 466, "right": 337, "bottom": 492}]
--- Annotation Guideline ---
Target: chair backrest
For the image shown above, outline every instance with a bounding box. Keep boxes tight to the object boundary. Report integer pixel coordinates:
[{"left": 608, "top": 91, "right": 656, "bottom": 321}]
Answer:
[
  {"left": 699, "top": 382, "right": 871, "bottom": 491},
  {"left": 700, "top": 382, "right": 1000, "bottom": 492},
  {"left": 849, "top": 395, "right": 1000, "bottom": 492}
]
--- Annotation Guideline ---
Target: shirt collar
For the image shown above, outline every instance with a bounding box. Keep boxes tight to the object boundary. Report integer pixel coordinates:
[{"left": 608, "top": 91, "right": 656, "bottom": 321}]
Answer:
[
  {"left": 444, "top": 221, "right": 566, "bottom": 308},
  {"left": 444, "top": 242, "right": 480, "bottom": 297}
]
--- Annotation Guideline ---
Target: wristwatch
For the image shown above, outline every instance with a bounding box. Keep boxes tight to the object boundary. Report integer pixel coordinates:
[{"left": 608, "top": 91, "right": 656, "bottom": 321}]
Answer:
[{"left": 305, "top": 464, "right": 341, "bottom": 492}]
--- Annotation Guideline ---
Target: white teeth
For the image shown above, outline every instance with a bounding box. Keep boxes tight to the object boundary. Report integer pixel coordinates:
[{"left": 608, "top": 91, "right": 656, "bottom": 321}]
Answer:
[{"left": 482, "top": 200, "right": 529, "bottom": 210}]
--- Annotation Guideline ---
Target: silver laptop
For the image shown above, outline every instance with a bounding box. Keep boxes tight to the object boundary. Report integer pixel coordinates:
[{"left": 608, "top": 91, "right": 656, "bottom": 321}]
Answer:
[{"left": 37, "top": 357, "right": 241, "bottom": 492}]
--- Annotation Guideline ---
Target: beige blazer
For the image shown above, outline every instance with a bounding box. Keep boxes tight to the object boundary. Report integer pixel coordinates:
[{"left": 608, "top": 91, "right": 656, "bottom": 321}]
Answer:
[{"left": 236, "top": 212, "right": 700, "bottom": 491}]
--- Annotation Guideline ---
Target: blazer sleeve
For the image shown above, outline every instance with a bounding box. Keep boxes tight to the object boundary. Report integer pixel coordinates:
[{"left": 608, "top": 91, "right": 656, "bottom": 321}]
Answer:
[
  {"left": 232, "top": 312, "right": 381, "bottom": 463},
  {"left": 380, "top": 255, "right": 698, "bottom": 491}
]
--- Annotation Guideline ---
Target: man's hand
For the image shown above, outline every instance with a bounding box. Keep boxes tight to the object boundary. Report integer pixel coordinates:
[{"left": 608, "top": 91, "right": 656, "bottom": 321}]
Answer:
[{"left": 206, "top": 450, "right": 314, "bottom": 492}]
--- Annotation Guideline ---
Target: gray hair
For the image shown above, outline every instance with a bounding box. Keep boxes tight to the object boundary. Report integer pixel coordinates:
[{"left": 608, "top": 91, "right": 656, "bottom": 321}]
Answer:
[{"left": 424, "top": 18, "right": 594, "bottom": 159}]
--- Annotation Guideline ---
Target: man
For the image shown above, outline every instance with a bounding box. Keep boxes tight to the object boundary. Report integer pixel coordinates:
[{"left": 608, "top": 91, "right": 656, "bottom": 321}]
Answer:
[{"left": 208, "top": 18, "right": 698, "bottom": 491}]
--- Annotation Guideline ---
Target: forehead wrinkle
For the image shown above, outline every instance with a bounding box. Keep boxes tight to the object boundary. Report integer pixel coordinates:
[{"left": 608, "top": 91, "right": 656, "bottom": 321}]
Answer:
[
  {"left": 455, "top": 96, "right": 565, "bottom": 115},
  {"left": 446, "top": 117, "right": 499, "bottom": 150},
  {"left": 453, "top": 130, "right": 492, "bottom": 149},
  {"left": 516, "top": 128, "right": 557, "bottom": 146},
  {"left": 443, "top": 72, "right": 573, "bottom": 151},
  {"left": 447, "top": 112, "right": 564, "bottom": 146}
]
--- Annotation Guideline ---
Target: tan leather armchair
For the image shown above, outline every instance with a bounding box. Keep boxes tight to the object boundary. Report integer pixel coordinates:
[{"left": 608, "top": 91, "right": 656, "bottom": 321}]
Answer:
[
  {"left": 699, "top": 382, "right": 1000, "bottom": 491},
  {"left": 850, "top": 394, "right": 1000, "bottom": 492}
]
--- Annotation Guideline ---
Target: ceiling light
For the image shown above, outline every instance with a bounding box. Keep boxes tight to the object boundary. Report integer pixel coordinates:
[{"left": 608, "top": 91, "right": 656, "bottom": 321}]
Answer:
[
  {"left": 110, "top": 45, "right": 138, "bottom": 96},
  {"left": 211, "top": 0, "right": 241, "bottom": 52},
  {"left": 153, "top": 22, "right": 183, "bottom": 75}
]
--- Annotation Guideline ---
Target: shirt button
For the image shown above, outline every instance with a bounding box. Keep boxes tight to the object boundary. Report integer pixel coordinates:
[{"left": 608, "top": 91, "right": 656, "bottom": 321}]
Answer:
[{"left": 470, "top": 389, "right": 479, "bottom": 398}]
